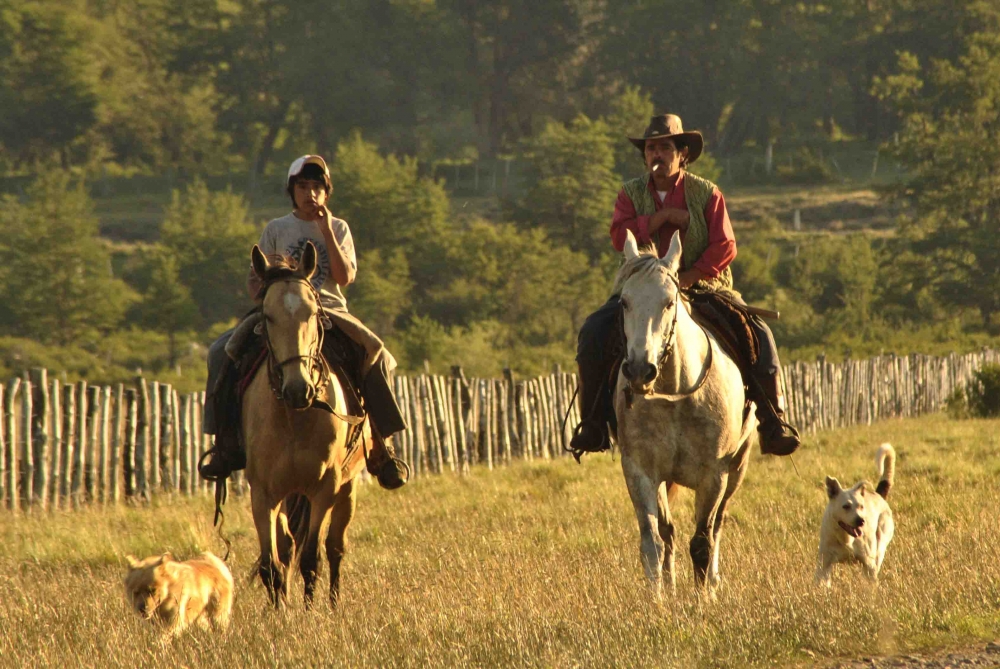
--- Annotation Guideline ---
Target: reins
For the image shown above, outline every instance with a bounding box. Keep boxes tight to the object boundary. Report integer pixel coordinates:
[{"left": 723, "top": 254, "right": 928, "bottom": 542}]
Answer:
[
  {"left": 622, "top": 272, "right": 715, "bottom": 407},
  {"left": 260, "top": 278, "right": 331, "bottom": 404}
]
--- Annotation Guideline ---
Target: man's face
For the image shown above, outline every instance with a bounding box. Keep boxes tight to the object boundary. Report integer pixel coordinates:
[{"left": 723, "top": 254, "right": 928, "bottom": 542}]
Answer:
[
  {"left": 293, "top": 178, "right": 328, "bottom": 214},
  {"left": 644, "top": 138, "right": 687, "bottom": 177}
]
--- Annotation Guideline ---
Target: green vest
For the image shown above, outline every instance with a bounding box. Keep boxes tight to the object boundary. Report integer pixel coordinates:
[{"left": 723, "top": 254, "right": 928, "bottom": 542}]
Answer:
[{"left": 619, "top": 172, "right": 734, "bottom": 294}]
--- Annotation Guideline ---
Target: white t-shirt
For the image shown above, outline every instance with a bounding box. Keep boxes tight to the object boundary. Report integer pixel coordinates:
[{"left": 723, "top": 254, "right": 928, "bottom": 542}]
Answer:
[{"left": 256, "top": 212, "right": 357, "bottom": 312}]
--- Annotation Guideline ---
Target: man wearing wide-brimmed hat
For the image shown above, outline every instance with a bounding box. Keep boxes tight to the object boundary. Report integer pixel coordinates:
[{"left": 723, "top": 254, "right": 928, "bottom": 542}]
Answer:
[{"left": 569, "top": 114, "right": 800, "bottom": 458}]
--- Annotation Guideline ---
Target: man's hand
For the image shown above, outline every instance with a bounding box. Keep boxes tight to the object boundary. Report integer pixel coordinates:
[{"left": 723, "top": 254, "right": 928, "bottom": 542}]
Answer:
[
  {"left": 649, "top": 207, "right": 691, "bottom": 234},
  {"left": 679, "top": 268, "right": 706, "bottom": 289}
]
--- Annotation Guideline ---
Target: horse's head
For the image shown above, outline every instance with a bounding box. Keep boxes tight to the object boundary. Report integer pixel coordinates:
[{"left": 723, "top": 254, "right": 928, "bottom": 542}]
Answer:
[
  {"left": 619, "top": 229, "right": 683, "bottom": 391},
  {"left": 252, "top": 242, "right": 325, "bottom": 410}
]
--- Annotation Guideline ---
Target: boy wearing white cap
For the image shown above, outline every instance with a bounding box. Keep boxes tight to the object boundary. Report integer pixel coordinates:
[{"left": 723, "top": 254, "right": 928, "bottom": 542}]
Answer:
[{"left": 199, "top": 155, "right": 408, "bottom": 489}]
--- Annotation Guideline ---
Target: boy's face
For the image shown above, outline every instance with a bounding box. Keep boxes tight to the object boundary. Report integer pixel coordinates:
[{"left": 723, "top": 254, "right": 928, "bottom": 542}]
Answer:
[{"left": 293, "top": 178, "right": 328, "bottom": 215}]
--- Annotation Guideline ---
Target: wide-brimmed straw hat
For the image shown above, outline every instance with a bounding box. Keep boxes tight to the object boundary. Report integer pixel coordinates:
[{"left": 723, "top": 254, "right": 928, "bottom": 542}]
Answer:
[{"left": 628, "top": 114, "right": 704, "bottom": 164}]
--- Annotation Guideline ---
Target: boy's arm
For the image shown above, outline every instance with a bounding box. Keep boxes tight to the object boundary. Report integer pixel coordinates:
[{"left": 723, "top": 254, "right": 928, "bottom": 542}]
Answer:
[{"left": 318, "top": 208, "right": 356, "bottom": 286}]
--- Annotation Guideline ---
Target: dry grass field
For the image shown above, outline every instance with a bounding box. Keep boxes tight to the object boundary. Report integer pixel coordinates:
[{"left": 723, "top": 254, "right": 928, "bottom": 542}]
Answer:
[{"left": 1, "top": 414, "right": 998, "bottom": 668}]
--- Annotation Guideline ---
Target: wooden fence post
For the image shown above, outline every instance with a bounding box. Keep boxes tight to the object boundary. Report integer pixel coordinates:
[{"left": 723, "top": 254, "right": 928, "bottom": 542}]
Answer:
[
  {"left": 99, "top": 387, "right": 112, "bottom": 503},
  {"left": 6, "top": 379, "right": 20, "bottom": 512},
  {"left": 136, "top": 378, "right": 150, "bottom": 501},
  {"left": 0, "top": 384, "right": 6, "bottom": 510},
  {"left": 158, "top": 384, "right": 173, "bottom": 492},
  {"left": 29, "top": 369, "right": 49, "bottom": 510},
  {"left": 111, "top": 385, "right": 124, "bottom": 504},
  {"left": 72, "top": 381, "right": 87, "bottom": 507},
  {"left": 61, "top": 384, "right": 75, "bottom": 509},
  {"left": 150, "top": 383, "right": 161, "bottom": 492},
  {"left": 49, "top": 378, "right": 61, "bottom": 509},
  {"left": 124, "top": 389, "right": 137, "bottom": 499},
  {"left": 86, "top": 386, "right": 99, "bottom": 503},
  {"left": 178, "top": 394, "right": 190, "bottom": 495},
  {"left": 20, "top": 377, "right": 33, "bottom": 511},
  {"left": 172, "top": 389, "right": 182, "bottom": 493}
]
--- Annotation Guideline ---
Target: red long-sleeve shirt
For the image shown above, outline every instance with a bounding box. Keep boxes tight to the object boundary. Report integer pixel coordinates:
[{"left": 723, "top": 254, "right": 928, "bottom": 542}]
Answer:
[{"left": 610, "top": 172, "right": 737, "bottom": 278}]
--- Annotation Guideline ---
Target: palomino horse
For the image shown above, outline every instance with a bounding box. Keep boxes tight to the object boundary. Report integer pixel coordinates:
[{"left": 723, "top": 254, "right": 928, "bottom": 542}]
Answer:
[
  {"left": 615, "top": 230, "right": 756, "bottom": 597},
  {"left": 243, "top": 242, "right": 367, "bottom": 608}
]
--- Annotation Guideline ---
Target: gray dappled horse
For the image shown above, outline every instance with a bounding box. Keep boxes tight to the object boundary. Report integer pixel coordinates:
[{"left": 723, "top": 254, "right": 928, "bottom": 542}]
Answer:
[{"left": 615, "top": 230, "right": 756, "bottom": 597}]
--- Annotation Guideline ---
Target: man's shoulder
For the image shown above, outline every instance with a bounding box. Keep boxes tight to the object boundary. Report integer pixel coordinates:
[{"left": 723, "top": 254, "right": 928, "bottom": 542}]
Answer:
[
  {"left": 621, "top": 175, "right": 649, "bottom": 190},
  {"left": 620, "top": 174, "right": 650, "bottom": 202},
  {"left": 682, "top": 171, "right": 718, "bottom": 194}
]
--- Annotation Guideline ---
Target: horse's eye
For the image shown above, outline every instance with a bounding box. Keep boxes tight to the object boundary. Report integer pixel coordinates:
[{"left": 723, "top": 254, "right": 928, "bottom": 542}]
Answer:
[{"left": 621, "top": 299, "right": 630, "bottom": 311}]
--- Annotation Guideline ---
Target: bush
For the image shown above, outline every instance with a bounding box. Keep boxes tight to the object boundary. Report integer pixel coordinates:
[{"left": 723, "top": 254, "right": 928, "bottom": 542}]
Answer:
[
  {"left": 773, "top": 147, "right": 837, "bottom": 185},
  {"left": 966, "top": 363, "right": 1000, "bottom": 417}
]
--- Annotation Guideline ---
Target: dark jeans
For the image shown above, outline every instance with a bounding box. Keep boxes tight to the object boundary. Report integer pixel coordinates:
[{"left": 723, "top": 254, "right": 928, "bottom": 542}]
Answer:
[
  {"left": 203, "top": 324, "right": 406, "bottom": 439},
  {"left": 575, "top": 294, "right": 782, "bottom": 423}
]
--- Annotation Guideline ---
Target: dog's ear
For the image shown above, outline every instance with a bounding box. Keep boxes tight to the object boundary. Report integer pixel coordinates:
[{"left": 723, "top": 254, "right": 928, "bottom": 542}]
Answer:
[
  {"left": 825, "top": 476, "right": 843, "bottom": 499},
  {"left": 854, "top": 481, "right": 871, "bottom": 495},
  {"left": 126, "top": 555, "right": 138, "bottom": 569}
]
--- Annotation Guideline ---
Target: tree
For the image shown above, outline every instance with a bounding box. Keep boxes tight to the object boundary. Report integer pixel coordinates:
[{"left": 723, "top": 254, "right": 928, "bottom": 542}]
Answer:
[
  {"left": 444, "top": 0, "right": 596, "bottom": 155},
  {"left": 514, "top": 115, "right": 621, "bottom": 263},
  {"left": 347, "top": 248, "right": 413, "bottom": 337},
  {"left": 159, "top": 179, "right": 260, "bottom": 326},
  {"left": 129, "top": 246, "right": 200, "bottom": 367},
  {"left": 878, "top": 7, "right": 1000, "bottom": 330},
  {"left": 0, "top": 173, "right": 134, "bottom": 345},
  {"left": 0, "top": 1, "right": 97, "bottom": 167},
  {"left": 327, "top": 131, "right": 452, "bottom": 310}
]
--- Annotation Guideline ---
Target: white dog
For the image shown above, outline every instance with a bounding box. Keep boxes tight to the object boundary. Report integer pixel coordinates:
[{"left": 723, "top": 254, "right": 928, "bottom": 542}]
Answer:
[{"left": 816, "top": 443, "right": 896, "bottom": 586}]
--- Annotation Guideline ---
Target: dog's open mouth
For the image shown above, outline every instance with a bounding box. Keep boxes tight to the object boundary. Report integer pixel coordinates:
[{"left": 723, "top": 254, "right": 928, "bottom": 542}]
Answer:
[{"left": 838, "top": 520, "right": 863, "bottom": 538}]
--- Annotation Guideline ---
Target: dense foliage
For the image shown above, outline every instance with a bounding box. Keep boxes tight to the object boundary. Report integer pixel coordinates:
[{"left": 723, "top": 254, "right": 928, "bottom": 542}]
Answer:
[{"left": 0, "top": 0, "right": 998, "bottom": 389}]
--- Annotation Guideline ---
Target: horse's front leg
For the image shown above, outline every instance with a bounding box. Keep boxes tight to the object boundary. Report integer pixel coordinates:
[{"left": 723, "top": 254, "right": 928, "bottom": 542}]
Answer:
[
  {"left": 691, "top": 472, "right": 728, "bottom": 594},
  {"left": 622, "top": 455, "right": 664, "bottom": 598},
  {"left": 325, "top": 478, "right": 357, "bottom": 608},
  {"left": 658, "top": 482, "right": 679, "bottom": 594},
  {"left": 251, "top": 489, "right": 286, "bottom": 608},
  {"left": 300, "top": 491, "right": 334, "bottom": 609}
]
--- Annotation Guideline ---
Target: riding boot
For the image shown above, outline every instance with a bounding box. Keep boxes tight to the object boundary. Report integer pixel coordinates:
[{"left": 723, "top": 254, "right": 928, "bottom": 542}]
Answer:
[
  {"left": 568, "top": 360, "right": 612, "bottom": 455},
  {"left": 366, "top": 423, "right": 410, "bottom": 490},
  {"left": 198, "top": 425, "right": 246, "bottom": 481},
  {"left": 752, "top": 371, "right": 801, "bottom": 456}
]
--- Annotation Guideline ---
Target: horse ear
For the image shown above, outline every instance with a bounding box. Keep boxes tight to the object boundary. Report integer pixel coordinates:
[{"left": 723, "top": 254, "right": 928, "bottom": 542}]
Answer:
[
  {"left": 623, "top": 230, "right": 640, "bottom": 261},
  {"left": 825, "top": 476, "right": 842, "bottom": 499},
  {"left": 660, "top": 230, "right": 682, "bottom": 273},
  {"left": 300, "top": 241, "right": 318, "bottom": 280},
  {"left": 251, "top": 245, "right": 269, "bottom": 278}
]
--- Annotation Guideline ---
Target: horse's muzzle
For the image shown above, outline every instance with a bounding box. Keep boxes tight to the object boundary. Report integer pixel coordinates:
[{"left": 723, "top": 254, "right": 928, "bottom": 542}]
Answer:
[
  {"left": 282, "top": 379, "right": 316, "bottom": 410},
  {"left": 622, "top": 358, "right": 657, "bottom": 387}
]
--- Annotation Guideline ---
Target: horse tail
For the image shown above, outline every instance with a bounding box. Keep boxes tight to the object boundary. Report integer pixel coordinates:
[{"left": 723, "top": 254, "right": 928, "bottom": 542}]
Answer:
[{"left": 283, "top": 492, "right": 312, "bottom": 569}]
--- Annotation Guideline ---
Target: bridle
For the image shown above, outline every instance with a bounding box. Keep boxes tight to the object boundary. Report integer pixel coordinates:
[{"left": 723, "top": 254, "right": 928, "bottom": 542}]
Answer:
[
  {"left": 260, "top": 278, "right": 332, "bottom": 404},
  {"left": 622, "top": 270, "right": 713, "bottom": 406}
]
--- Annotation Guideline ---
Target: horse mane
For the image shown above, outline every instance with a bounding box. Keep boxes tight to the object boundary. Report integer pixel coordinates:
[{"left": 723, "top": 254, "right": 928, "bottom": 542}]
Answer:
[
  {"left": 611, "top": 247, "right": 668, "bottom": 295},
  {"left": 260, "top": 255, "right": 304, "bottom": 283}
]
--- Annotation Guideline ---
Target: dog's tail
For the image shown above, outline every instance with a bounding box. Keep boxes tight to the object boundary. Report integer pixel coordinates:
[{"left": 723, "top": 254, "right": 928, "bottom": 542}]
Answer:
[{"left": 875, "top": 443, "right": 895, "bottom": 499}]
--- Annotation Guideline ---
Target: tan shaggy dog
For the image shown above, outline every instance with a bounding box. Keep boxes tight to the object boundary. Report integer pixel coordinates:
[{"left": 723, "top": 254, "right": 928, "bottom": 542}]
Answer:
[
  {"left": 816, "top": 443, "right": 896, "bottom": 586},
  {"left": 124, "top": 552, "right": 233, "bottom": 636}
]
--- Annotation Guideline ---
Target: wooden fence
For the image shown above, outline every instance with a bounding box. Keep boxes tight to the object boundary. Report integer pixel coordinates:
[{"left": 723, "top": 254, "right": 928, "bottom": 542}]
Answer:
[{"left": 0, "top": 348, "right": 996, "bottom": 513}]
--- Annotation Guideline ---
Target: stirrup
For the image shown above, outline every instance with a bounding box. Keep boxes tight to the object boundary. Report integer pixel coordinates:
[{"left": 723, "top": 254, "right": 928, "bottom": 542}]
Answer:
[
  {"left": 197, "top": 448, "right": 233, "bottom": 483},
  {"left": 568, "top": 420, "right": 610, "bottom": 463}
]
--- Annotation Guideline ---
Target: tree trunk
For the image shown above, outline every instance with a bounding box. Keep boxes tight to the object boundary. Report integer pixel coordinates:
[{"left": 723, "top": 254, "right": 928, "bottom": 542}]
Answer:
[{"left": 255, "top": 103, "right": 291, "bottom": 178}]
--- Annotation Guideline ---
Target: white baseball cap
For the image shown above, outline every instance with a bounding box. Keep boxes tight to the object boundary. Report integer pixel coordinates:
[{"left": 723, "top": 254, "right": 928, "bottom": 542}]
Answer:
[{"left": 286, "top": 155, "right": 330, "bottom": 187}]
